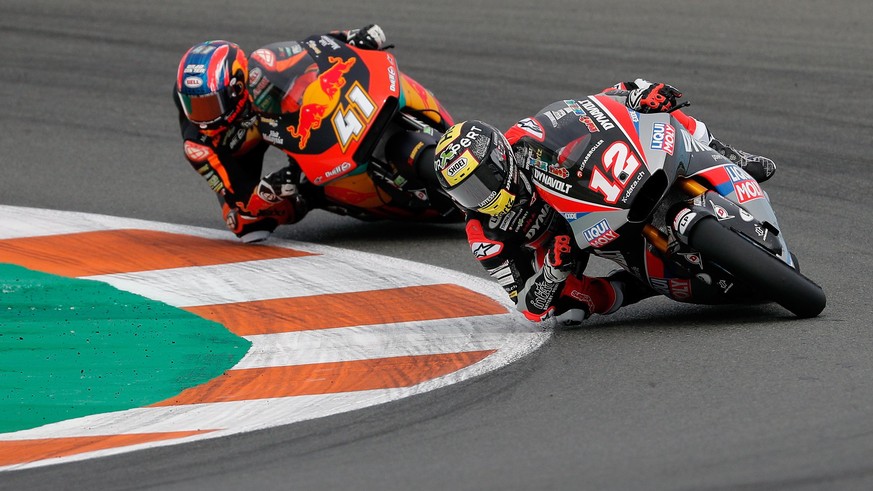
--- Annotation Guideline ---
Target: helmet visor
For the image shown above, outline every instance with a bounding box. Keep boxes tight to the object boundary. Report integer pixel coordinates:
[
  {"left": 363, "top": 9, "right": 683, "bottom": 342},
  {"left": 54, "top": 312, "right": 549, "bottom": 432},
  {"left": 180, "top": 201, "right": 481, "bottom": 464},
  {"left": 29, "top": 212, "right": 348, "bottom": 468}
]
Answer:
[
  {"left": 448, "top": 163, "right": 507, "bottom": 209},
  {"left": 448, "top": 141, "right": 518, "bottom": 215},
  {"left": 178, "top": 88, "right": 233, "bottom": 125}
]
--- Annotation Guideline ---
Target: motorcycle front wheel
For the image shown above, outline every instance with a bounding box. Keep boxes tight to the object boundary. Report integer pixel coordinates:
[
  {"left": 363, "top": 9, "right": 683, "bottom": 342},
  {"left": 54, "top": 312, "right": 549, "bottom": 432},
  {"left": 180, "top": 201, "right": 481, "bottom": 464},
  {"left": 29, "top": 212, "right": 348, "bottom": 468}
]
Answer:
[{"left": 687, "top": 217, "right": 826, "bottom": 318}]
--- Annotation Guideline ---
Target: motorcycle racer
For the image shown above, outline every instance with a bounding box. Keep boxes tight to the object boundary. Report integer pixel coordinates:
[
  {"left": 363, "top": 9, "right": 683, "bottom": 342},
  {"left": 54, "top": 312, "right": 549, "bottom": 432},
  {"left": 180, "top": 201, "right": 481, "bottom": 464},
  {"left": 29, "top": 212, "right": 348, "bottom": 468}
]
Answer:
[
  {"left": 173, "top": 25, "right": 387, "bottom": 242},
  {"left": 244, "top": 28, "right": 456, "bottom": 223},
  {"left": 433, "top": 81, "right": 777, "bottom": 326}
]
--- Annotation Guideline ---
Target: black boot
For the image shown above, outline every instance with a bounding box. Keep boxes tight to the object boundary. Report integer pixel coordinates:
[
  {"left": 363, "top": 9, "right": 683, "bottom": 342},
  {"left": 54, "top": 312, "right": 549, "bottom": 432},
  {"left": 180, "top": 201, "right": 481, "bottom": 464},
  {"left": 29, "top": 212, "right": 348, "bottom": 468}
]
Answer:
[
  {"left": 709, "top": 137, "right": 777, "bottom": 183},
  {"left": 607, "top": 269, "right": 657, "bottom": 308}
]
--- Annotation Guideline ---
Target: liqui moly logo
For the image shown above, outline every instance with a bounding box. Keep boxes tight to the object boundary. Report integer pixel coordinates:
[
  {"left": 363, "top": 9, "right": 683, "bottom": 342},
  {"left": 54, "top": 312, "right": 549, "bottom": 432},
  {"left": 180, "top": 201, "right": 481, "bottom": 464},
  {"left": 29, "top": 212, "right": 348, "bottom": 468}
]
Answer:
[
  {"left": 650, "top": 277, "right": 693, "bottom": 300},
  {"left": 726, "top": 165, "right": 764, "bottom": 203},
  {"left": 650, "top": 122, "right": 675, "bottom": 155},
  {"left": 734, "top": 180, "right": 764, "bottom": 203},
  {"left": 582, "top": 219, "right": 620, "bottom": 247}
]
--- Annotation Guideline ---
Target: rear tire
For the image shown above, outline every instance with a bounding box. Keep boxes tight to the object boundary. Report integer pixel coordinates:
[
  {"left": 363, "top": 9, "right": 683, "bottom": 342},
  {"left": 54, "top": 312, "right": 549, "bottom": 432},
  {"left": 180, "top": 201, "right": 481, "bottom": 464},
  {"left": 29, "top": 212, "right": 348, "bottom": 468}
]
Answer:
[{"left": 688, "top": 217, "right": 826, "bottom": 318}]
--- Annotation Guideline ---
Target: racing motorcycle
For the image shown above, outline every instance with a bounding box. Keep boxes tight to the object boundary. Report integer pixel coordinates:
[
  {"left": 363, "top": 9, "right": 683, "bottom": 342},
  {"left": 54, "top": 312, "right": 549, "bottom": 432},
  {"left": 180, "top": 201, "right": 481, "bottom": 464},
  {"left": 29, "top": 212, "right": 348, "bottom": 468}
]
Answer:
[
  {"left": 246, "top": 34, "right": 461, "bottom": 222},
  {"left": 530, "top": 94, "right": 826, "bottom": 318}
]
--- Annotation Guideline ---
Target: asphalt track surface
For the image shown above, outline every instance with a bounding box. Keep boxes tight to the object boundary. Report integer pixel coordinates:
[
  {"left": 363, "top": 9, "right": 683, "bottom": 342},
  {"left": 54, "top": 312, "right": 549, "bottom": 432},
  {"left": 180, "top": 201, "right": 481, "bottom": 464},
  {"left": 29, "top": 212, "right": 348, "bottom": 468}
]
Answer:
[{"left": 2, "top": 0, "right": 872, "bottom": 489}]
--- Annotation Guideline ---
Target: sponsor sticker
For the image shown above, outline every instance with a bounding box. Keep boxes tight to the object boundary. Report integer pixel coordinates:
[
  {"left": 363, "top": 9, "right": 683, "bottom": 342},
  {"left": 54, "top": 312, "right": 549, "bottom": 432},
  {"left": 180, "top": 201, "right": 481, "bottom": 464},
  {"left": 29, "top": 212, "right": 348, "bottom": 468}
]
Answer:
[
  {"left": 673, "top": 209, "right": 696, "bottom": 235},
  {"left": 184, "top": 141, "right": 211, "bottom": 162},
  {"left": 516, "top": 118, "right": 544, "bottom": 140},
  {"left": 184, "top": 77, "right": 202, "bottom": 89},
  {"left": 734, "top": 180, "right": 764, "bottom": 203},
  {"left": 582, "top": 218, "right": 619, "bottom": 248},
  {"left": 650, "top": 122, "right": 675, "bottom": 155},
  {"left": 471, "top": 241, "right": 502, "bottom": 259},
  {"left": 725, "top": 164, "right": 765, "bottom": 203}
]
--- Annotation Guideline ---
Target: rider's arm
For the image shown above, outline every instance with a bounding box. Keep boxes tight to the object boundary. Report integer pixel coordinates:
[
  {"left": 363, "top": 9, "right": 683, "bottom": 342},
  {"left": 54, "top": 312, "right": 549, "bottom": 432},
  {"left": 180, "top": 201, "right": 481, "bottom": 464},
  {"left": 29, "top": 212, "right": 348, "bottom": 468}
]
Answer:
[
  {"left": 465, "top": 217, "right": 624, "bottom": 324},
  {"left": 464, "top": 217, "right": 533, "bottom": 303},
  {"left": 520, "top": 250, "right": 625, "bottom": 325},
  {"left": 180, "top": 136, "right": 234, "bottom": 197},
  {"left": 174, "top": 92, "right": 234, "bottom": 197},
  {"left": 601, "top": 80, "right": 711, "bottom": 143},
  {"left": 465, "top": 218, "right": 593, "bottom": 322}
]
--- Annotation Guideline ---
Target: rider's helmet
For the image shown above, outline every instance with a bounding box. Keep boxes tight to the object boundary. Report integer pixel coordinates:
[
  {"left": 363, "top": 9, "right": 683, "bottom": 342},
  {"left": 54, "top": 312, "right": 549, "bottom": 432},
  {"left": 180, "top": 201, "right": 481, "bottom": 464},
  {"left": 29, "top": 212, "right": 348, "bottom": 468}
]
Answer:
[
  {"left": 434, "top": 120, "right": 523, "bottom": 216},
  {"left": 175, "top": 41, "right": 250, "bottom": 129}
]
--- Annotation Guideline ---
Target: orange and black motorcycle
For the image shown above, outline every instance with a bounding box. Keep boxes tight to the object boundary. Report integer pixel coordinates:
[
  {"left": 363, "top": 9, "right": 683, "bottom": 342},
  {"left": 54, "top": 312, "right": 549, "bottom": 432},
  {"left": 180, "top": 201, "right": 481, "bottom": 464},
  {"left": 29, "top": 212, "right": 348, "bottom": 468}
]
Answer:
[{"left": 247, "top": 34, "right": 461, "bottom": 222}]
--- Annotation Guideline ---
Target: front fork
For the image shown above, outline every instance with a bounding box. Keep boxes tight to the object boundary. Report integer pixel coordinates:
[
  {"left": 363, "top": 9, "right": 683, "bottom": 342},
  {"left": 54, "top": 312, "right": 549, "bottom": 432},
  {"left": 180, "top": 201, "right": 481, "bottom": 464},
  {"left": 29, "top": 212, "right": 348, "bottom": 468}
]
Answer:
[{"left": 642, "top": 178, "right": 708, "bottom": 254}]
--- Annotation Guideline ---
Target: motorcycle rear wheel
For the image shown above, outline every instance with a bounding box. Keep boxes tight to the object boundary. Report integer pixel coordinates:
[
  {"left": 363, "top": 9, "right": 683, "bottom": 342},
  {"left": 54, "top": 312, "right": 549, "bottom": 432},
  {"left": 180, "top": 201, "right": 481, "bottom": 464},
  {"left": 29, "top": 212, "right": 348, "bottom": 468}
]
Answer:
[{"left": 687, "top": 217, "right": 826, "bottom": 318}]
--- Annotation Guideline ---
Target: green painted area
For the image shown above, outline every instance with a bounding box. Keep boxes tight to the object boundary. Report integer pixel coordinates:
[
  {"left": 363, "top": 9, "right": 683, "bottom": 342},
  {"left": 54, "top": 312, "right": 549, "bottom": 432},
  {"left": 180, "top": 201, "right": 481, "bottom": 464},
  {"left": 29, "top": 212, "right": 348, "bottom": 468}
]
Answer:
[{"left": 0, "top": 263, "right": 251, "bottom": 433}]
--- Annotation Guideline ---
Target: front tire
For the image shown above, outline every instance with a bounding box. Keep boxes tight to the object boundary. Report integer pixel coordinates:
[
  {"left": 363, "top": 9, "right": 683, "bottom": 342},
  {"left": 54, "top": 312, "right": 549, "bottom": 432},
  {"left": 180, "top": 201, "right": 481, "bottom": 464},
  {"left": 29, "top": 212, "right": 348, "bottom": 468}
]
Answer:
[{"left": 688, "top": 217, "right": 826, "bottom": 318}]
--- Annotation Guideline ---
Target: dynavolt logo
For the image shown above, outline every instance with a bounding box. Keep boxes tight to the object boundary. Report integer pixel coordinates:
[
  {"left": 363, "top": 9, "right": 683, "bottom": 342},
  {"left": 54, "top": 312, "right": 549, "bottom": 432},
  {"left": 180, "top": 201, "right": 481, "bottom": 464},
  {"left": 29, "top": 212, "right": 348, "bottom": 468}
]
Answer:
[{"left": 287, "top": 56, "right": 357, "bottom": 148}]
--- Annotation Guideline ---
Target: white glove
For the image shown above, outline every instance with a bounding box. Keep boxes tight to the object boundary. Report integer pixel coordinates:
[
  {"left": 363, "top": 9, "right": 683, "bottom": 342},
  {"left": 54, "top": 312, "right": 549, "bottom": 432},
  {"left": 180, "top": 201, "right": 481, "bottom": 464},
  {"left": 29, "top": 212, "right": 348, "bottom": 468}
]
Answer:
[
  {"left": 349, "top": 24, "right": 386, "bottom": 50},
  {"left": 258, "top": 167, "right": 299, "bottom": 203}
]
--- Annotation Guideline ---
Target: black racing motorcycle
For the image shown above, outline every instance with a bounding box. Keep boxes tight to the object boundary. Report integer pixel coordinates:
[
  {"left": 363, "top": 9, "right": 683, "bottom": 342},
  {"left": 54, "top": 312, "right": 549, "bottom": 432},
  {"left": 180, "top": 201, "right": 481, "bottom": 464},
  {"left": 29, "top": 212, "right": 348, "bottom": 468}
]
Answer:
[{"left": 530, "top": 94, "right": 826, "bottom": 317}]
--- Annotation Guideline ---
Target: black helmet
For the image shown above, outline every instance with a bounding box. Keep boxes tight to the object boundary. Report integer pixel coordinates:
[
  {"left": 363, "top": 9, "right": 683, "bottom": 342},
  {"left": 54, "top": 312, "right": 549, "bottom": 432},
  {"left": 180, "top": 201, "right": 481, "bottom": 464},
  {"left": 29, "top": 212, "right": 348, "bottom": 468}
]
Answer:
[
  {"left": 434, "top": 120, "right": 520, "bottom": 216},
  {"left": 175, "top": 41, "right": 249, "bottom": 127}
]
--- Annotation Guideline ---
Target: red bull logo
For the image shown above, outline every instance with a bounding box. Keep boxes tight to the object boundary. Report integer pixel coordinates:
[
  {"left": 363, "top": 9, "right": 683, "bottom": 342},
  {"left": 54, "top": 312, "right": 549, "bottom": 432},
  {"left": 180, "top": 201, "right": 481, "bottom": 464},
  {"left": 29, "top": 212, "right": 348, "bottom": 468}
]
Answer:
[{"left": 287, "top": 56, "right": 356, "bottom": 148}]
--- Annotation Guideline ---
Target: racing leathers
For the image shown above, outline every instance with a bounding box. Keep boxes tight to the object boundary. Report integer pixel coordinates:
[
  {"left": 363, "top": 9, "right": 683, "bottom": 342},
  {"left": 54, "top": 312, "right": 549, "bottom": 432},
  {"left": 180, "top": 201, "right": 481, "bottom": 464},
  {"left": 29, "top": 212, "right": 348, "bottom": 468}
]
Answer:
[
  {"left": 466, "top": 81, "right": 773, "bottom": 326},
  {"left": 174, "top": 25, "right": 387, "bottom": 242},
  {"left": 174, "top": 99, "right": 307, "bottom": 243},
  {"left": 464, "top": 183, "right": 632, "bottom": 326}
]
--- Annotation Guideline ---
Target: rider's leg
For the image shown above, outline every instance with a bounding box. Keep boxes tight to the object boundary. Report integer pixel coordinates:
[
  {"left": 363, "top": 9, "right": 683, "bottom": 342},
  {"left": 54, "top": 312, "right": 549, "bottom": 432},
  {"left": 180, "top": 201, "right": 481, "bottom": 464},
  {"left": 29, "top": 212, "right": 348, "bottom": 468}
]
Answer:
[{"left": 671, "top": 110, "right": 777, "bottom": 183}]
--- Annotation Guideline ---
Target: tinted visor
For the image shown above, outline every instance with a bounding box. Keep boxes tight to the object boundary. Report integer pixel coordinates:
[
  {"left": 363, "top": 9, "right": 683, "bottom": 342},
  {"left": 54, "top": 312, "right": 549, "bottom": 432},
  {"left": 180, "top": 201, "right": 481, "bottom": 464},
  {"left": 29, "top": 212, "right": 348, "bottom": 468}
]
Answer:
[
  {"left": 449, "top": 162, "right": 507, "bottom": 209},
  {"left": 449, "top": 138, "right": 518, "bottom": 213},
  {"left": 178, "top": 86, "right": 235, "bottom": 125}
]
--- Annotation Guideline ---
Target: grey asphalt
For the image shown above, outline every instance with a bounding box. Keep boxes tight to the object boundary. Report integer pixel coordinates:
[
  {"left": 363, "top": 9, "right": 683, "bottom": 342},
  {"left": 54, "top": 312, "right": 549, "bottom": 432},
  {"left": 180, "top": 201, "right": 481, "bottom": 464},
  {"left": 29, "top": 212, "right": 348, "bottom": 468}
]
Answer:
[{"left": 3, "top": 0, "right": 873, "bottom": 489}]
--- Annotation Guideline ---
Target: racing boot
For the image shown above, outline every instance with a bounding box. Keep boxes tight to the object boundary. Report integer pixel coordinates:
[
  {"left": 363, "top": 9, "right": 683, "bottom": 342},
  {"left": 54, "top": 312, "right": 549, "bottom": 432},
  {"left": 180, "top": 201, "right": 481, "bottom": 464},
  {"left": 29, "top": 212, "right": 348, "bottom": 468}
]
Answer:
[
  {"left": 606, "top": 269, "right": 658, "bottom": 308},
  {"left": 708, "top": 137, "right": 777, "bottom": 183},
  {"left": 552, "top": 270, "right": 655, "bottom": 328}
]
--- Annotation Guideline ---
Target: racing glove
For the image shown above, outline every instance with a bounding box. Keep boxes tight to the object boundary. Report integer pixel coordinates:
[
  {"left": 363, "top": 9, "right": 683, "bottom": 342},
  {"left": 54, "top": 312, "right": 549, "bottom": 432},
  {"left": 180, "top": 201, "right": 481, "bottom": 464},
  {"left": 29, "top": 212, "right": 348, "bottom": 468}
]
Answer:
[
  {"left": 348, "top": 24, "right": 387, "bottom": 50},
  {"left": 627, "top": 79, "right": 684, "bottom": 113},
  {"left": 252, "top": 166, "right": 309, "bottom": 221},
  {"left": 260, "top": 167, "right": 300, "bottom": 202},
  {"left": 542, "top": 235, "right": 575, "bottom": 283},
  {"left": 223, "top": 203, "right": 276, "bottom": 243}
]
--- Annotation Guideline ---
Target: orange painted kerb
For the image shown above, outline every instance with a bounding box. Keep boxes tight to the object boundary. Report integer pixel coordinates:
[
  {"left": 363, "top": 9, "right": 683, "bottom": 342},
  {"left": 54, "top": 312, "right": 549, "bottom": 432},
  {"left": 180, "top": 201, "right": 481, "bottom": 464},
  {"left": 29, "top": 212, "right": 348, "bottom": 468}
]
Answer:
[
  {"left": 186, "top": 284, "right": 507, "bottom": 335},
  {"left": 0, "top": 431, "right": 214, "bottom": 467},
  {"left": 0, "top": 229, "right": 313, "bottom": 277},
  {"left": 153, "top": 351, "right": 496, "bottom": 406}
]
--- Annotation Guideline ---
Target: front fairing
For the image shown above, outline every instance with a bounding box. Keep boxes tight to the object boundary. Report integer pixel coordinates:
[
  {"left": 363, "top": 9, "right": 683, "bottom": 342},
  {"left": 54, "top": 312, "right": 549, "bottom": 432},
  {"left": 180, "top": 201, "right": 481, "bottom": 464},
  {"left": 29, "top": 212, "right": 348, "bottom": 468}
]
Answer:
[
  {"left": 247, "top": 36, "right": 402, "bottom": 185},
  {"left": 398, "top": 74, "right": 454, "bottom": 130},
  {"left": 532, "top": 95, "right": 685, "bottom": 251}
]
